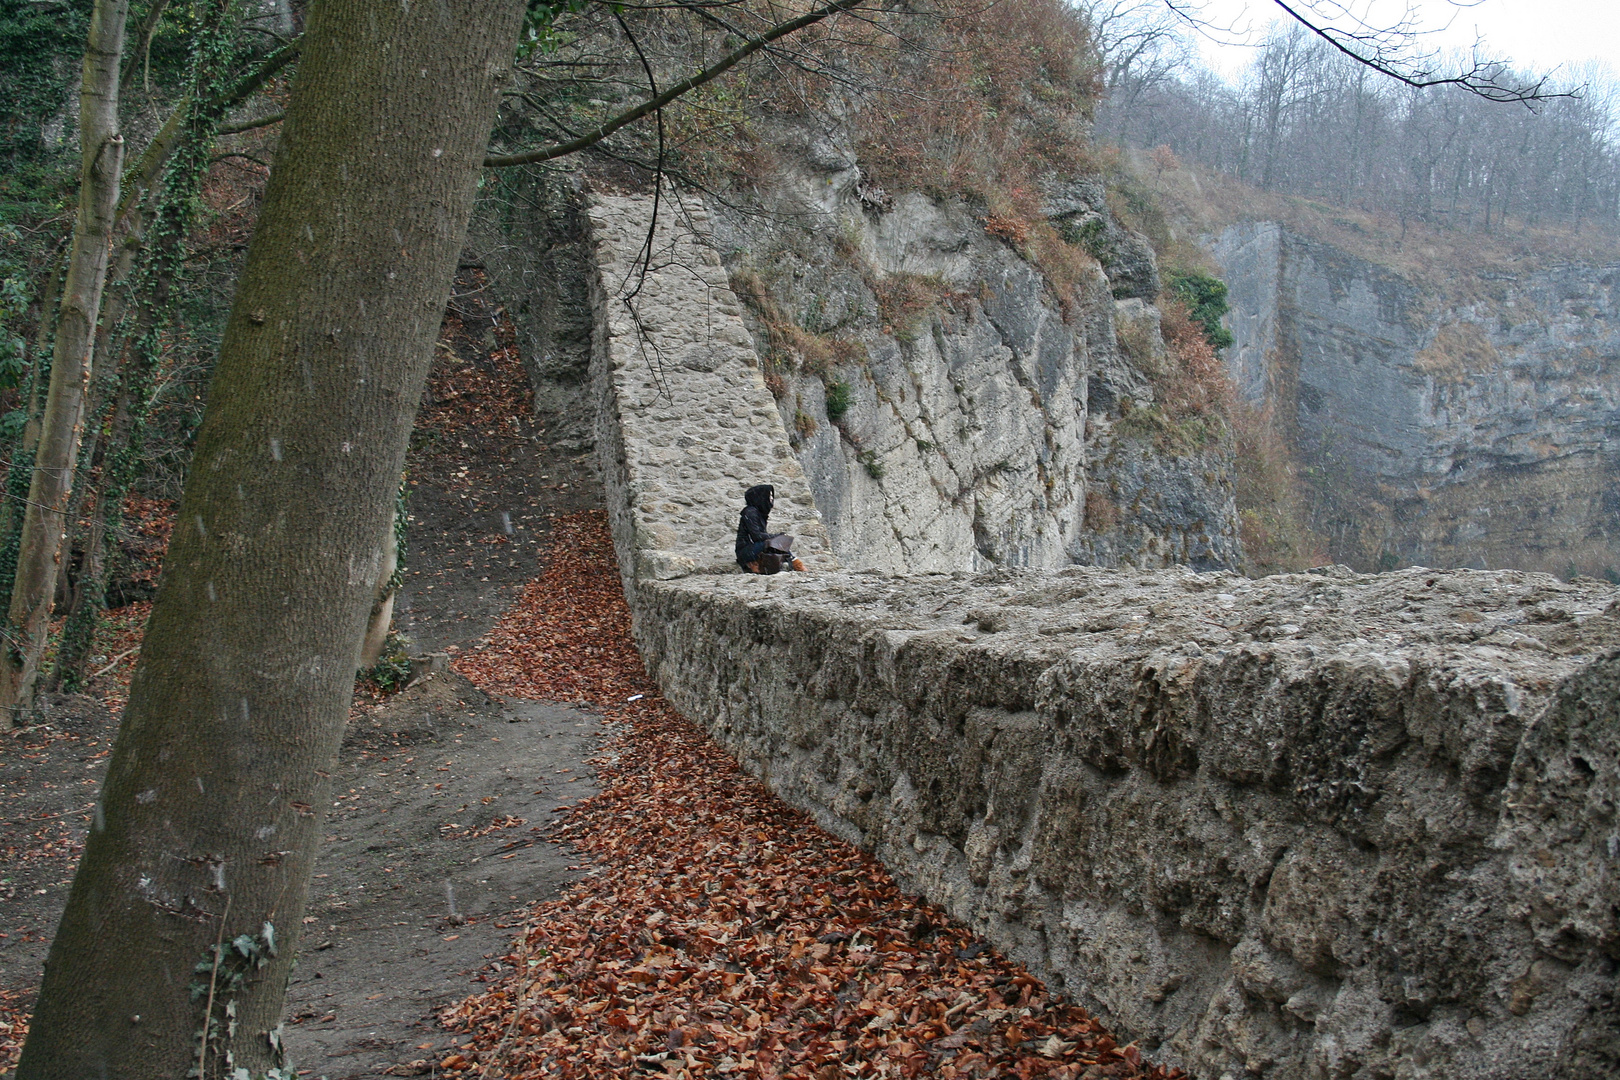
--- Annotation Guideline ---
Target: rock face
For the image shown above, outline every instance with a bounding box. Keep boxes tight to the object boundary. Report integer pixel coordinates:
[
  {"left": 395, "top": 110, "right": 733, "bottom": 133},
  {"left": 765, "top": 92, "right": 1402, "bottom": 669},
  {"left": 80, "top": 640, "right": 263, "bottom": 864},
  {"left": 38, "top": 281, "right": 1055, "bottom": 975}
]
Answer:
[
  {"left": 467, "top": 176, "right": 598, "bottom": 451},
  {"left": 705, "top": 128, "right": 1242, "bottom": 574},
  {"left": 584, "top": 191, "right": 1620, "bottom": 1080},
  {"left": 1214, "top": 222, "right": 1620, "bottom": 578}
]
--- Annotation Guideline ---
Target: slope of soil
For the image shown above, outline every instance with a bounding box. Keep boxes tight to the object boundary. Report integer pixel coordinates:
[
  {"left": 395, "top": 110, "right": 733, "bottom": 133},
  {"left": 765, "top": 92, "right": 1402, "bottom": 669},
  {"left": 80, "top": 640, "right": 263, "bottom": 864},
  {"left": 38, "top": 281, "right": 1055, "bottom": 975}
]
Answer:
[{"left": 278, "top": 675, "right": 604, "bottom": 1078}]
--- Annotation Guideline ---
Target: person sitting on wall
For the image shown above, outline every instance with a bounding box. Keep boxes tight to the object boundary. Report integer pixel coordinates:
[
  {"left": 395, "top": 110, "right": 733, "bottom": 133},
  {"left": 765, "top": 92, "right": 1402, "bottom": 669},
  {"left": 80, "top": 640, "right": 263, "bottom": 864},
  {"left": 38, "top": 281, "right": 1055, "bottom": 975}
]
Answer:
[{"left": 736, "top": 483, "right": 806, "bottom": 574}]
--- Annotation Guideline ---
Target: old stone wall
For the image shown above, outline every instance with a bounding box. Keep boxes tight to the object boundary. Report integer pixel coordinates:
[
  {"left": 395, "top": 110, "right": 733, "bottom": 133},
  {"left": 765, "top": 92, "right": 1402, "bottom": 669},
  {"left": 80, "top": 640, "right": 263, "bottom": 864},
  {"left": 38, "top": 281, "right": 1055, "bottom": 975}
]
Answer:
[
  {"left": 1214, "top": 222, "right": 1620, "bottom": 578},
  {"left": 585, "top": 191, "right": 835, "bottom": 593},
  {"left": 633, "top": 568, "right": 1620, "bottom": 1080},
  {"left": 586, "top": 193, "right": 1620, "bottom": 1080}
]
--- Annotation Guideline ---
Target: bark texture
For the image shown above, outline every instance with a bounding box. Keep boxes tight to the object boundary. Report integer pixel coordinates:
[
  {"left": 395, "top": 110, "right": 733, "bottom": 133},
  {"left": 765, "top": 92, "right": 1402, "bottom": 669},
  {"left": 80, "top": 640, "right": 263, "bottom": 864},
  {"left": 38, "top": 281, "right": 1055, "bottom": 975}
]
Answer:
[
  {"left": 0, "top": 0, "right": 129, "bottom": 727},
  {"left": 16, "top": 0, "right": 524, "bottom": 1074}
]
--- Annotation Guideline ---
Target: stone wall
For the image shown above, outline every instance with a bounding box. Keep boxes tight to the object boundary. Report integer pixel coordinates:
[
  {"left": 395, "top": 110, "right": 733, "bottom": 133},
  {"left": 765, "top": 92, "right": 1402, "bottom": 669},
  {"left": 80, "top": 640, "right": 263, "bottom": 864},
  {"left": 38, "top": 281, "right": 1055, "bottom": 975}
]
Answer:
[
  {"left": 586, "top": 192, "right": 1620, "bottom": 1080},
  {"left": 633, "top": 568, "right": 1620, "bottom": 1080},
  {"left": 1214, "top": 222, "right": 1620, "bottom": 578}
]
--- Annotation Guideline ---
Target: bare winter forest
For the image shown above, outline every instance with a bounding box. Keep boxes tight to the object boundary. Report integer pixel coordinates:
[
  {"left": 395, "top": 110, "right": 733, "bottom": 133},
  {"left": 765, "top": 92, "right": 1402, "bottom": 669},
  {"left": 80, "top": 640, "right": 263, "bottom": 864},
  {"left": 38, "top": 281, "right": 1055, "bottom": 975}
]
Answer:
[{"left": 1093, "top": 2, "right": 1620, "bottom": 233}]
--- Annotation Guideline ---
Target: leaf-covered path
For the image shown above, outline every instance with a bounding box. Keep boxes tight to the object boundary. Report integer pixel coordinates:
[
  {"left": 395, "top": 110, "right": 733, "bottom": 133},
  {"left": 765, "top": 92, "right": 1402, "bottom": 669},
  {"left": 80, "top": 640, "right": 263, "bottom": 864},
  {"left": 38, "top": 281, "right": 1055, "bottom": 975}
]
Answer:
[{"left": 447, "top": 513, "right": 1180, "bottom": 1080}]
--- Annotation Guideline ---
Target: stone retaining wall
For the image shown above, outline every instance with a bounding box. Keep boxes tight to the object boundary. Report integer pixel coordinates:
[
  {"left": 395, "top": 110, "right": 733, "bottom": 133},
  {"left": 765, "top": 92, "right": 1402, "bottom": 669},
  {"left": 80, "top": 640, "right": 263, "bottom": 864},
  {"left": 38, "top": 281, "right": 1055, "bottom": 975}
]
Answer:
[
  {"left": 586, "top": 191, "right": 834, "bottom": 597},
  {"left": 586, "top": 192, "right": 1620, "bottom": 1079},
  {"left": 635, "top": 569, "right": 1620, "bottom": 1080}
]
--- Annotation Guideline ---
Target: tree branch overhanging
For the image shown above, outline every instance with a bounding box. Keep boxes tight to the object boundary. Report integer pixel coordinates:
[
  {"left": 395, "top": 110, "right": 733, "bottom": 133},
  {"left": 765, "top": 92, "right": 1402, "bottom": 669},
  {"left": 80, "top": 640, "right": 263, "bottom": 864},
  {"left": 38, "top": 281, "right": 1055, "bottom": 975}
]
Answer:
[
  {"left": 1267, "top": 0, "right": 1563, "bottom": 103},
  {"left": 484, "top": 0, "right": 869, "bottom": 167},
  {"left": 1163, "top": 0, "right": 1573, "bottom": 104}
]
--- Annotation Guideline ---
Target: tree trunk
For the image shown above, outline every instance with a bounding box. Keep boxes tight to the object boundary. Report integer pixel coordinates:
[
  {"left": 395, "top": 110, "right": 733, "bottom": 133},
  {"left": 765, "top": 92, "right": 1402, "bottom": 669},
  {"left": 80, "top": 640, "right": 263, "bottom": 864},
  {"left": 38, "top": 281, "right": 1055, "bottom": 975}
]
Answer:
[
  {"left": 0, "top": 245, "right": 69, "bottom": 609},
  {"left": 358, "top": 492, "right": 403, "bottom": 669},
  {"left": 55, "top": 0, "right": 243, "bottom": 692},
  {"left": 0, "top": 0, "right": 129, "bottom": 728},
  {"left": 15, "top": 0, "right": 523, "bottom": 1074}
]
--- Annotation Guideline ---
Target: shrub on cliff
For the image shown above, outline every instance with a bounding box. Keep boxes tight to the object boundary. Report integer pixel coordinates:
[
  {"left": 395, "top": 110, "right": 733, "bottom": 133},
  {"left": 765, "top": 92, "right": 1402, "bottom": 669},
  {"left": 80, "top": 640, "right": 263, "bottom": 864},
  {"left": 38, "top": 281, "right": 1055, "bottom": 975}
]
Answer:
[{"left": 1166, "top": 271, "right": 1234, "bottom": 350}]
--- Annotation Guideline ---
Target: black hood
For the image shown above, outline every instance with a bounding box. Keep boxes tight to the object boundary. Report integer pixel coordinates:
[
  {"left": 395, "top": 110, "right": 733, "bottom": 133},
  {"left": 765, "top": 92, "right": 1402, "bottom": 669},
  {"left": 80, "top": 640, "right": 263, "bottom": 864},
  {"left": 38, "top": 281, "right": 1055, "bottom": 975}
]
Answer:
[{"left": 744, "top": 484, "right": 774, "bottom": 514}]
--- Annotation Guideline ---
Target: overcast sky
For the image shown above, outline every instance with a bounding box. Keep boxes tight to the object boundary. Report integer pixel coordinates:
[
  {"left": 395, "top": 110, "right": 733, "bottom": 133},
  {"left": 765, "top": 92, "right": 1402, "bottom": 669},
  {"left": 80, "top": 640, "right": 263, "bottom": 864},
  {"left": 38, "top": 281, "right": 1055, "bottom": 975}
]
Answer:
[{"left": 1185, "top": 0, "right": 1617, "bottom": 85}]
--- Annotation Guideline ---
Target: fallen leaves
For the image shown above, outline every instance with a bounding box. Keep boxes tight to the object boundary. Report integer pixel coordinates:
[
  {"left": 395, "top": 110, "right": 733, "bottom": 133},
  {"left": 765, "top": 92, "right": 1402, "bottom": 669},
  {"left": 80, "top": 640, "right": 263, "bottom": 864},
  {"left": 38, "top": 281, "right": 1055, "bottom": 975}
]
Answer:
[
  {"left": 0, "top": 988, "right": 26, "bottom": 1076},
  {"left": 447, "top": 512, "right": 1182, "bottom": 1080}
]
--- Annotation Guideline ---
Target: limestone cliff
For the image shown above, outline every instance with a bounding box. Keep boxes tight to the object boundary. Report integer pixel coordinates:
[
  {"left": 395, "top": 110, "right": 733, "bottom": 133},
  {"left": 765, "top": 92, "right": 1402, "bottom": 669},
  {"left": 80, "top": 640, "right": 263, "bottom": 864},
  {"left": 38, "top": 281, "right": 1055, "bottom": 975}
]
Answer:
[
  {"left": 1214, "top": 221, "right": 1620, "bottom": 579},
  {"left": 705, "top": 130, "right": 1242, "bottom": 574},
  {"left": 473, "top": 154, "right": 1244, "bottom": 577}
]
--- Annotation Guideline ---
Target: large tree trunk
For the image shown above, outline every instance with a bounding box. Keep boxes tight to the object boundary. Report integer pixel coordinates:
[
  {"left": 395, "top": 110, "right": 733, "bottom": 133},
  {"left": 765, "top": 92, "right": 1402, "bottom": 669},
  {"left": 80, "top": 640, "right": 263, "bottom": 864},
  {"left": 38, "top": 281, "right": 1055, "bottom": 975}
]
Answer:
[
  {"left": 14, "top": 0, "right": 523, "bottom": 1074},
  {"left": 0, "top": 0, "right": 129, "bottom": 727}
]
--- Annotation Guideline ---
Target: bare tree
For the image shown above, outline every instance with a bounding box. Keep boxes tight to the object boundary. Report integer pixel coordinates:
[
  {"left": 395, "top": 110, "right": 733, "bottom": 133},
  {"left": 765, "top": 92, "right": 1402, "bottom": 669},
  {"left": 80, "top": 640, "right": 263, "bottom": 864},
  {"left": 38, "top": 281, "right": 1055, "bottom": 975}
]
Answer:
[
  {"left": 1169, "top": 0, "right": 1567, "bottom": 103},
  {"left": 1084, "top": 0, "right": 1194, "bottom": 142},
  {"left": 1094, "top": 13, "right": 1620, "bottom": 233},
  {"left": 0, "top": 0, "right": 130, "bottom": 729}
]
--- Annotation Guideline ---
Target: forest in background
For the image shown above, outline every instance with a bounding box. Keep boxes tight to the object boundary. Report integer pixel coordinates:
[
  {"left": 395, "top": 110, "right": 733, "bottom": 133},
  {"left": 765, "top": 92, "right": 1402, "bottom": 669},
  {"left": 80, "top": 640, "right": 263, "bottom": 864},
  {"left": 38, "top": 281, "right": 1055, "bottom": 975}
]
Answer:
[{"left": 1088, "top": 1, "right": 1620, "bottom": 237}]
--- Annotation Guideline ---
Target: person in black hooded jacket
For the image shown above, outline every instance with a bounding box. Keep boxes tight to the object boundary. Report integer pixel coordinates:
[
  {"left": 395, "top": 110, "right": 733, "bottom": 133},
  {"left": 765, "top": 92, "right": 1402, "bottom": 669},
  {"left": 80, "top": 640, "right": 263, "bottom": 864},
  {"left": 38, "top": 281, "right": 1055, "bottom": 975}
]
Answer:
[{"left": 735, "top": 484, "right": 804, "bottom": 573}]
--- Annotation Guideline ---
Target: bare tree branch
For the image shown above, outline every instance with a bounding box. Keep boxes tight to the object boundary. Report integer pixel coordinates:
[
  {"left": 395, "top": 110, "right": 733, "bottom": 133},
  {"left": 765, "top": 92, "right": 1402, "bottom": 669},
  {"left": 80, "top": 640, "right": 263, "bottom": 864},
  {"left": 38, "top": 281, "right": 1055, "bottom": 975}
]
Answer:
[
  {"left": 484, "top": 0, "right": 869, "bottom": 167},
  {"left": 1264, "top": 0, "right": 1565, "bottom": 103},
  {"left": 1160, "top": 0, "right": 1573, "bottom": 103},
  {"left": 216, "top": 109, "right": 285, "bottom": 135}
]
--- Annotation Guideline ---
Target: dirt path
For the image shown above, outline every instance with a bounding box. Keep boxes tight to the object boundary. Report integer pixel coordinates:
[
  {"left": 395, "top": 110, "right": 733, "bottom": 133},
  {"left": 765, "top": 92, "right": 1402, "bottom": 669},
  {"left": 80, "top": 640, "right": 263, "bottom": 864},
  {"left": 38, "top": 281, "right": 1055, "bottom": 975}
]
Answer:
[
  {"left": 279, "top": 675, "right": 604, "bottom": 1078},
  {"left": 0, "top": 273, "right": 607, "bottom": 1077}
]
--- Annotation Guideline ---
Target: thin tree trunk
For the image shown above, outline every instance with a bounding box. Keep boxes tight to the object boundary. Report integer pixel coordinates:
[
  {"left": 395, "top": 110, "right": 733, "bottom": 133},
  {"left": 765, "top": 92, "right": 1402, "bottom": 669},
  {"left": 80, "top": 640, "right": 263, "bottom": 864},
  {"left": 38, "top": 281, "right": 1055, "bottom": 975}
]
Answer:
[
  {"left": 52, "top": 325, "right": 157, "bottom": 690},
  {"left": 0, "top": 245, "right": 68, "bottom": 547},
  {"left": 15, "top": 0, "right": 523, "bottom": 1073},
  {"left": 358, "top": 499, "right": 401, "bottom": 668},
  {"left": 0, "top": 0, "right": 129, "bottom": 727},
  {"left": 55, "top": 0, "right": 241, "bottom": 691},
  {"left": 118, "top": 0, "right": 169, "bottom": 97}
]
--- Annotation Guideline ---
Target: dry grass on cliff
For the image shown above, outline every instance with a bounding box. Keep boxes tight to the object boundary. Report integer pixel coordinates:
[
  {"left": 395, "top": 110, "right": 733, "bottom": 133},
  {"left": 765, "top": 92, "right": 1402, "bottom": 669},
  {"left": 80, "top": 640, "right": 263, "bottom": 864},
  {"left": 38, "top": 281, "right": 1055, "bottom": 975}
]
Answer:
[
  {"left": 730, "top": 270, "right": 867, "bottom": 402},
  {"left": 1230, "top": 405, "right": 1330, "bottom": 576},
  {"left": 851, "top": 0, "right": 1105, "bottom": 302},
  {"left": 1115, "top": 301, "right": 1327, "bottom": 574},
  {"left": 672, "top": 0, "right": 1107, "bottom": 310},
  {"left": 1112, "top": 301, "right": 1231, "bottom": 454}
]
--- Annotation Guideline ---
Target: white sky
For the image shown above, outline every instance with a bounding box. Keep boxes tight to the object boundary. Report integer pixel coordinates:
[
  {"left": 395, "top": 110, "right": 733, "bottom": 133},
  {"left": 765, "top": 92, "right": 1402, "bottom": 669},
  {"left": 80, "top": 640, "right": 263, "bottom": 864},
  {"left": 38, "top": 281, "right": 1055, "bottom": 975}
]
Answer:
[{"left": 1185, "top": 0, "right": 1619, "bottom": 86}]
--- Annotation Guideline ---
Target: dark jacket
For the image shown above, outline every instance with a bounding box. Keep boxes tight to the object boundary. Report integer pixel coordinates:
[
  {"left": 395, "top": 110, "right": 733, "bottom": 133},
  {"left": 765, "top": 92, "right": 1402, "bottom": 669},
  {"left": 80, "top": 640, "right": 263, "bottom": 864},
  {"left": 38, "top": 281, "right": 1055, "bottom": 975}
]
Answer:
[{"left": 735, "top": 484, "right": 774, "bottom": 563}]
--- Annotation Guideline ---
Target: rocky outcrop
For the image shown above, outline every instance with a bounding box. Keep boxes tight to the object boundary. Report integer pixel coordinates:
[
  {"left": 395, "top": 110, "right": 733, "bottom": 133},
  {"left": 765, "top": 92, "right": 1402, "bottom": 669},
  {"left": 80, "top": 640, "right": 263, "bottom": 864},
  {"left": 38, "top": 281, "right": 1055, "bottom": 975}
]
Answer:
[
  {"left": 467, "top": 174, "right": 598, "bottom": 451},
  {"left": 1044, "top": 175, "right": 1161, "bottom": 301},
  {"left": 586, "top": 190, "right": 1620, "bottom": 1080},
  {"left": 706, "top": 128, "right": 1241, "bottom": 575},
  {"left": 1214, "top": 222, "right": 1620, "bottom": 578}
]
